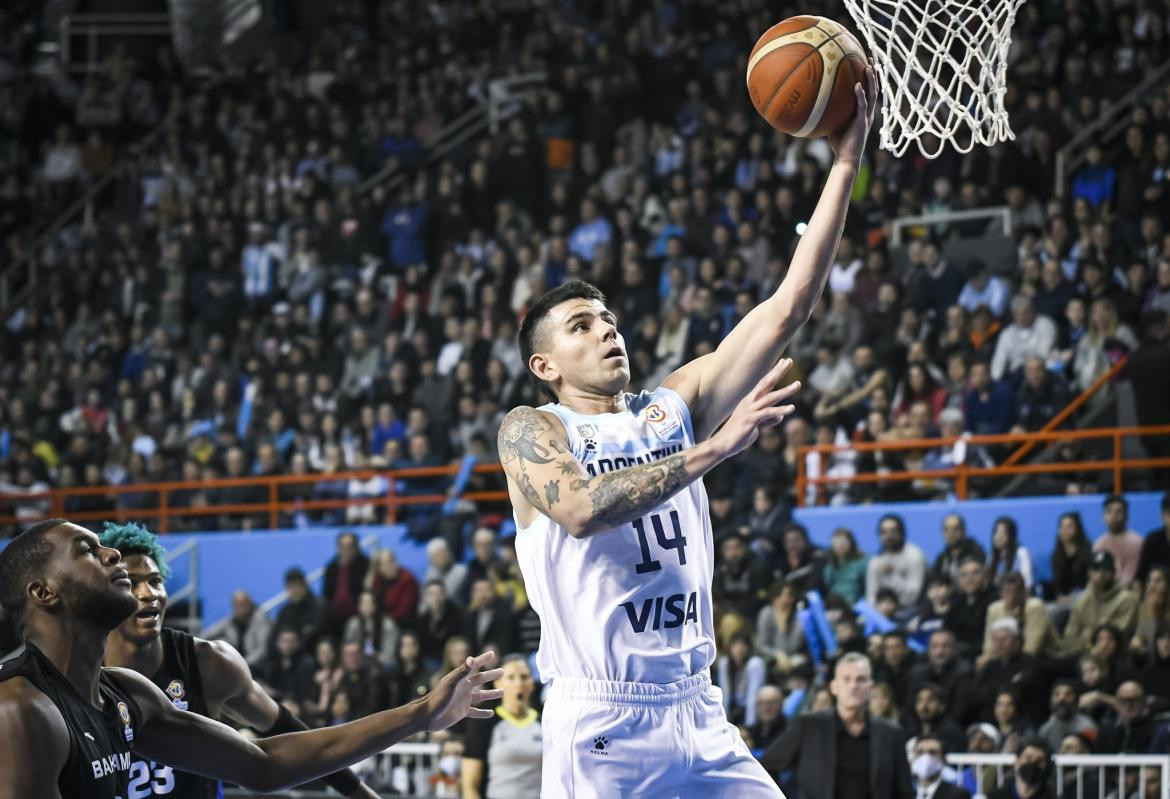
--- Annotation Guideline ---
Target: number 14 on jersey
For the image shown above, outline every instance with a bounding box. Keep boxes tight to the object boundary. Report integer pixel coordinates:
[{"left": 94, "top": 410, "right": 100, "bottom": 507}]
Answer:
[{"left": 632, "top": 511, "right": 687, "bottom": 574}]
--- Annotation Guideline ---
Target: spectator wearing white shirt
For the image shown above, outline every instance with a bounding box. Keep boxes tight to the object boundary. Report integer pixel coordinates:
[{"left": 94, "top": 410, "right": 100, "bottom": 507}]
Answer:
[
  {"left": 241, "top": 222, "right": 283, "bottom": 310},
  {"left": 956, "top": 259, "right": 1011, "bottom": 319},
  {"left": 425, "top": 538, "right": 468, "bottom": 600},
  {"left": 829, "top": 237, "right": 864, "bottom": 296},
  {"left": 42, "top": 124, "right": 82, "bottom": 183},
  {"left": 991, "top": 295, "right": 1058, "bottom": 381},
  {"left": 867, "top": 513, "right": 929, "bottom": 611}
]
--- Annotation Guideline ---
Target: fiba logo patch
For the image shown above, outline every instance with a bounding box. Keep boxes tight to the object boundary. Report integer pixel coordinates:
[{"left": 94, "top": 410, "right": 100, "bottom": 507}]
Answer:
[
  {"left": 643, "top": 402, "right": 680, "bottom": 440},
  {"left": 589, "top": 736, "right": 610, "bottom": 756},
  {"left": 117, "top": 701, "right": 134, "bottom": 742},
  {"left": 166, "top": 679, "right": 189, "bottom": 710}
]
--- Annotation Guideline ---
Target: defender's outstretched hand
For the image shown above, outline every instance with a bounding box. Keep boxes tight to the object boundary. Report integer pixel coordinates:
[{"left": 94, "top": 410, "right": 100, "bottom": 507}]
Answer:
[
  {"left": 713, "top": 358, "right": 801, "bottom": 458},
  {"left": 425, "top": 651, "right": 504, "bottom": 731},
  {"left": 829, "top": 60, "right": 878, "bottom": 166}
]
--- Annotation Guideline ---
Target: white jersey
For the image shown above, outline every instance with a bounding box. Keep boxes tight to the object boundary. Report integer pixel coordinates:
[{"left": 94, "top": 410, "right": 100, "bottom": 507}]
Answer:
[{"left": 514, "top": 386, "right": 717, "bottom": 684}]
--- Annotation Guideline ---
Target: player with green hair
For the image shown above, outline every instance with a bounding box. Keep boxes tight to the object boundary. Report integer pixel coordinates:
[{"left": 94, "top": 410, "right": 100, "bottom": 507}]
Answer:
[{"left": 99, "top": 521, "right": 380, "bottom": 798}]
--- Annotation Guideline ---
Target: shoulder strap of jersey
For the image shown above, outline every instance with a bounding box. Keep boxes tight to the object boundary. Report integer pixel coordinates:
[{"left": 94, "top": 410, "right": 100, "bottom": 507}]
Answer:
[
  {"left": 649, "top": 385, "right": 698, "bottom": 446},
  {"left": 536, "top": 401, "right": 585, "bottom": 460}
]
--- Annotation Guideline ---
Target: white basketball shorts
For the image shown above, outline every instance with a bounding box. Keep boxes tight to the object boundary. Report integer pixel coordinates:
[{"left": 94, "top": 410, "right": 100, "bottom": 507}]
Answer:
[{"left": 539, "top": 672, "right": 785, "bottom": 798}]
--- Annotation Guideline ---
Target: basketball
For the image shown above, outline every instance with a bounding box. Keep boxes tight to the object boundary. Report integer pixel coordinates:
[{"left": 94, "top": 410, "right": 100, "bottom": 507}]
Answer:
[{"left": 746, "top": 15, "right": 868, "bottom": 139}]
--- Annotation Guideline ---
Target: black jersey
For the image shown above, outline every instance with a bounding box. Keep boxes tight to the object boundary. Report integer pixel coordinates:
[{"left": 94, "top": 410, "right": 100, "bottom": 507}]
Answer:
[
  {"left": 0, "top": 642, "right": 142, "bottom": 799},
  {"left": 129, "top": 627, "right": 221, "bottom": 799}
]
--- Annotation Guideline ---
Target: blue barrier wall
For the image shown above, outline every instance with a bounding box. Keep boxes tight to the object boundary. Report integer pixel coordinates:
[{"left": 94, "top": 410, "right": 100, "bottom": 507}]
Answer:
[
  {"left": 793, "top": 492, "right": 1166, "bottom": 583},
  {"left": 161, "top": 525, "right": 427, "bottom": 627},
  {"left": 3, "top": 491, "right": 1164, "bottom": 628}
]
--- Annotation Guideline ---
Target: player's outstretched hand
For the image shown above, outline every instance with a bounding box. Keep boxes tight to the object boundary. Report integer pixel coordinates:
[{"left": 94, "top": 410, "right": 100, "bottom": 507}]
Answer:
[
  {"left": 715, "top": 358, "right": 800, "bottom": 459},
  {"left": 829, "top": 60, "right": 878, "bottom": 167},
  {"left": 424, "top": 651, "right": 504, "bottom": 732}
]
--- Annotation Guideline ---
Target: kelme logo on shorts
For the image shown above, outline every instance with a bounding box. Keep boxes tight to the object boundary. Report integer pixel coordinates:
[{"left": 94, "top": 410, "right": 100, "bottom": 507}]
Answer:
[{"left": 589, "top": 736, "right": 610, "bottom": 756}]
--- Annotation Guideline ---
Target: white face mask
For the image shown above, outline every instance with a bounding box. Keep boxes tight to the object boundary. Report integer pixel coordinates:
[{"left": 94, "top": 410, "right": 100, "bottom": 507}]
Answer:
[
  {"left": 438, "top": 755, "right": 460, "bottom": 777},
  {"left": 911, "top": 753, "right": 943, "bottom": 781}
]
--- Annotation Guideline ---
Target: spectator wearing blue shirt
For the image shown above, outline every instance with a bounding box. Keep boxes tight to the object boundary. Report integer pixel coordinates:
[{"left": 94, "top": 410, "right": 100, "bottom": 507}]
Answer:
[
  {"left": 371, "top": 403, "right": 406, "bottom": 457},
  {"left": 957, "top": 259, "right": 1011, "bottom": 319},
  {"left": 1073, "top": 144, "right": 1116, "bottom": 211},
  {"left": 381, "top": 185, "right": 427, "bottom": 270},
  {"left": 568, "top": 198, "right": 613, "bottom": 262},
  {"left": 963, "top": 359, "right": 1016, "bottom": 435}
]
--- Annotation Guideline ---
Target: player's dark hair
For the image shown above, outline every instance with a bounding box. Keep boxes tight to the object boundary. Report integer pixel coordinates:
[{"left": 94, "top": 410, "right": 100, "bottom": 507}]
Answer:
[
  {"left": 99, "top": 522, "right": 172, "bottom": 579},
  {"left": 518, "top": 280, "right": 608, "bottom": 402},
  {"left": 0, "top": 518, "right": 70, "bottom": 617}
]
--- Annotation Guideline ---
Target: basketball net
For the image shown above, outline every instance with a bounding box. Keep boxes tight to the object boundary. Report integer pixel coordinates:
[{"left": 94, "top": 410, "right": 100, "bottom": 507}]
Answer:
[{"left": 843, "top": 0, "right": 1025, "bottom": 158}]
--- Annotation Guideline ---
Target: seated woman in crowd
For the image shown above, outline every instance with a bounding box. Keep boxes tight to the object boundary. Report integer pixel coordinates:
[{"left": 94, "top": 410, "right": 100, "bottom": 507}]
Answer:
[
  {"left": 1132, "top": 565, "right": 1170, "bottom": 659},
  {"left": 822, "top": 527, "right": 868, "bottom": 605},
  {"left": 716, "top": 631, "right": 768, "bottom": 726},
  {"left": 988, "top": 516, "right": 1033, "bottom": 591}
]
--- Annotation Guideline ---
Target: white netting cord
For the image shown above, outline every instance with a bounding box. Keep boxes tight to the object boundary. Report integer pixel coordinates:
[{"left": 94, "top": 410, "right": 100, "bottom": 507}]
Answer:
[{"left": 843, "top": 0, "right": 1026, "bottom": 158}]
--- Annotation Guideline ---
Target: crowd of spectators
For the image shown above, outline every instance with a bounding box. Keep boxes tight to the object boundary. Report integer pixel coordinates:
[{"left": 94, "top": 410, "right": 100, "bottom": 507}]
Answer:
[
  {"left": 2, "top": 0, "right": 1170, "bottom": 792},
  {"left": 198, "top": 492, "right": 1170, "bottom": 795},
  {"left": 2, "top": 0, "right": 1170, "bottom": 529}
]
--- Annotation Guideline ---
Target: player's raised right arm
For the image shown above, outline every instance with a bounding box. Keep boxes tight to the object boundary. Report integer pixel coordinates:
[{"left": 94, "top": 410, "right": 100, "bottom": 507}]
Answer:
[{"left": 499, "top": 359, "right": 800, "bottom": 538}]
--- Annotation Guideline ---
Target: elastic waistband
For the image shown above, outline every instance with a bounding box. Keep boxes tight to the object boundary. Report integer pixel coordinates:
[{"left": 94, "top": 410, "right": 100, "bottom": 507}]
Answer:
[{"left": 548, "top": 672, "right": 710, "bottom": 706}]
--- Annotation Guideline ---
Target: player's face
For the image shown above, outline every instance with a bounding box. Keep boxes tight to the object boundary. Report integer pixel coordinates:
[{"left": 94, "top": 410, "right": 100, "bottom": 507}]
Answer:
[
  {"left": 43, "top": 523, "right": 137, "bottom": 630},
  {"left": 538, "top": 299, "right": 629, "bottom": 397},
  {"left": 116, "top": 554, "right": 168, "bottom": 643}
]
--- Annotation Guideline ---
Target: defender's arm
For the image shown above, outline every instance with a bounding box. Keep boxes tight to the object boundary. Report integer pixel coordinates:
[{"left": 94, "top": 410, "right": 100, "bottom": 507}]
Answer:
[{"left": 0, "top": 680, "right": 68, "bottom": 799}]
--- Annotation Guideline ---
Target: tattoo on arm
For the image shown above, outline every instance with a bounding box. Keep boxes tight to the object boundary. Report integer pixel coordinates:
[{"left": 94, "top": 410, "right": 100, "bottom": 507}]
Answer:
[
  {"left": 586, "top": 454, "right": 691, "bottom": 528},
  {"left": 500, "top": 407, "right": 700, "bottom": 532},
  {"left": 499, "top": 408, "right": 555, "bottom": 511}
]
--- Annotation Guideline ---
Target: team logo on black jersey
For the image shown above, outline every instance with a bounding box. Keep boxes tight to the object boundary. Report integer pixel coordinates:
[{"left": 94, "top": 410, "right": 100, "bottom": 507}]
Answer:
[
  {"left": 117, "top": 701, "right": 134, "bottom": 742},
  {"left": 166, "top": 679, "right": 189, "bottom": 710}
]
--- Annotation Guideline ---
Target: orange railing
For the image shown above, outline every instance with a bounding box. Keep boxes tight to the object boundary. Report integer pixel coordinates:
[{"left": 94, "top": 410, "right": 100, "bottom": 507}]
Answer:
[
  {"left": 0, "top": 463, "right": 510, "bottom": 532},
  {"left": 1001, "top": 356, "right": 1128, "bottom": 469},
  {"left": 795, "top": 424, "right": 1170, "bottom": 506}
]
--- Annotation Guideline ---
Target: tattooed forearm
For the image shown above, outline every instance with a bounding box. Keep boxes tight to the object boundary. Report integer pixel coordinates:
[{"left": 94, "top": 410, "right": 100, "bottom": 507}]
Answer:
[
  {"left": 500, "top": 406, "right": 711, "bottom": 536},
  {"left": 586, "top": 454, "right": 692, "bottom": 528}
]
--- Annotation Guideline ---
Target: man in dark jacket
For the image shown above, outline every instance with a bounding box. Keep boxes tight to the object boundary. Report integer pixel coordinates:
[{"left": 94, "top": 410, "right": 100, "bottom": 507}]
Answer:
[
  {"left": 460, "top": 577, "right": 515, "bottom": 655},
  {"left": 417, "top": 579, "right": 464, "bottom": 663},
  {"left": 946, "top": 557, "right": 996, "bottom": 659},
  {"left": 910, "top": 734, "right": 971, "bottom": 799},
  {"left": 270, "top": 567, "right": 328, "bottom": 656},
  {"left": 906, "top": 629, "right": 973, "bottom": 725},
  {"left": 323, "top": 531, "right": 370, "bottom": 634},
  {"left": 713, "top": 531, "right": 772, "bottom": 620},
  {"left": 763, "top": 653, "right": 914, "bottom": 799},
  {"left": 933, "top": 515, "right": 986, "bottom": 584}
]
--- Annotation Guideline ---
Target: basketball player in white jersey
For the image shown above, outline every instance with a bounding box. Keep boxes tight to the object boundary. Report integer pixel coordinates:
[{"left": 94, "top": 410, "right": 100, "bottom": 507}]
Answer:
[{"left": 499, "top": 66, "right": 876, "bottom": 797}]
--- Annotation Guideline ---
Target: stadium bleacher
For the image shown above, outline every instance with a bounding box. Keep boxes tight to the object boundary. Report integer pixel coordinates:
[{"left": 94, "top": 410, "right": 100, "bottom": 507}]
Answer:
[{"left": 2, "top": 0, "right": 1170, "bottom": 797}]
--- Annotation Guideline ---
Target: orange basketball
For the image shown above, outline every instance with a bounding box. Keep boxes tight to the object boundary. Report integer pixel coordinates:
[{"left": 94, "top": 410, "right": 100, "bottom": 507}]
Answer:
[{"left": 746, "top": 15, "right": 868, "bottom": 139}]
